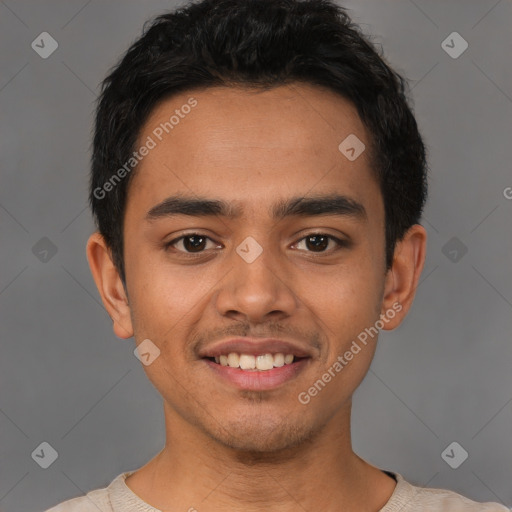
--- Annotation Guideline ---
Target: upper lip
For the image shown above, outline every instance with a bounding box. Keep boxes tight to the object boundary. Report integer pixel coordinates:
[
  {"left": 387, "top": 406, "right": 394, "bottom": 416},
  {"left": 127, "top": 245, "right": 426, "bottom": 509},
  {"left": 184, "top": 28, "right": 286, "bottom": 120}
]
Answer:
[{"left": 198, "top": 338, "right": 314, "bottom": 359}]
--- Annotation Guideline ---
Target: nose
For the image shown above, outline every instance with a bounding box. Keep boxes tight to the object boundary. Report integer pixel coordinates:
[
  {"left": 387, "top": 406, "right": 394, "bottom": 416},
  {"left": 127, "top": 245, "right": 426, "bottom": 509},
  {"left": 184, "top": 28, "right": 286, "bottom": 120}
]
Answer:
[{"left": 214, "top": 238, "right": 298, "bottom": 324}]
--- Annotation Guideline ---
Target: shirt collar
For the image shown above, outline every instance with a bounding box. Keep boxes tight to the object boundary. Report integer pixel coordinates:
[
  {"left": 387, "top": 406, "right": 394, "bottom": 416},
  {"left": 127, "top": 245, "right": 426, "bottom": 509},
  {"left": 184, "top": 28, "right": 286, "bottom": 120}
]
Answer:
[{"left": 107, "top": 468, "right": 414, "bottom": 511}]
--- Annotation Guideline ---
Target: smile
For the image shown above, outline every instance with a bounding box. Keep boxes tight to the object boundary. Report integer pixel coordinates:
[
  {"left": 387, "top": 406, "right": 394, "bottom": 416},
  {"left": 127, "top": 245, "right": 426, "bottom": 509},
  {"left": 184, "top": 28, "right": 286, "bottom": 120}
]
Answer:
[
  {"left": 203, "top": 354, "right": 310, "bottom": 391},
  {"left": 207, "top": 352, "right": 297, "bottom": 371}
]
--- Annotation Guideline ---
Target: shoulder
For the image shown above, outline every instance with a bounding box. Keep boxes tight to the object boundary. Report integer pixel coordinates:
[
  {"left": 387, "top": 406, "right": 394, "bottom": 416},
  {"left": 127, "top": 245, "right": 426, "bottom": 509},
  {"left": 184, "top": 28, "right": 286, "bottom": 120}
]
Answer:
[
  {"left": 44, "top": 487, "right": 112, "bottom": 512},
  {"left": 414, "top": 486, "right": 509, "bottom": 511},
  {"left": 385, "top": 472, "right": 510, "bottom": 512}
]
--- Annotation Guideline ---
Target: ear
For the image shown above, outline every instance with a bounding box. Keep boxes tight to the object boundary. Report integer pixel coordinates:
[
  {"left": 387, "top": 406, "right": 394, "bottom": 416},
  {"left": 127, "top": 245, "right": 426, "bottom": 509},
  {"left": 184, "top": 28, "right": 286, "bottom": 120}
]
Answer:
[
  {"left": 380, "top": 224, "right": 427, "bottom": 330},
  {"left": 86, "top": 232, "right": 133, "bottom": 339}
]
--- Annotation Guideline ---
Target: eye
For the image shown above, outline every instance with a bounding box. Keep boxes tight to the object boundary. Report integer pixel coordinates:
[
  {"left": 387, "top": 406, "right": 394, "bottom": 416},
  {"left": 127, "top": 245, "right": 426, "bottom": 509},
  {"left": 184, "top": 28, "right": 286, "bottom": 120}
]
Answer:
[
  {"left": 293, "top": 233, "right": 346, "bottom": 253},
  {"left": 165, "top": 233, "right": 220, "bottom": 254},
  {"left": 165, "top": 232, "right": 347, "bottom": 255}
]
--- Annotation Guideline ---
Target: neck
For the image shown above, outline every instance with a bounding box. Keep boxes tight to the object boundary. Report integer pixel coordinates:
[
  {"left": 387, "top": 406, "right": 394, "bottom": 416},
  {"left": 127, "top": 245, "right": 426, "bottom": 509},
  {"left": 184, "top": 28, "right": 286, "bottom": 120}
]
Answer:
[{"left": 125, "top": 401, "right": 396, "bottom": 512}]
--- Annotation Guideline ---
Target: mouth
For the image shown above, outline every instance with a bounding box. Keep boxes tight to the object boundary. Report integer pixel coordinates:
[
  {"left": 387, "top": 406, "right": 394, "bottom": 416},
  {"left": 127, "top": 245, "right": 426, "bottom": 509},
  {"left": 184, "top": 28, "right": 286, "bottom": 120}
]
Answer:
[
  {"left": 202, "top": 352, "right": 311, "bottom": 390},
  {"left": 198, "top": 338, "right": 315, "bottom": 391},
  {"left": 204, "top": 352, "right": 307, "bottom": 371}
]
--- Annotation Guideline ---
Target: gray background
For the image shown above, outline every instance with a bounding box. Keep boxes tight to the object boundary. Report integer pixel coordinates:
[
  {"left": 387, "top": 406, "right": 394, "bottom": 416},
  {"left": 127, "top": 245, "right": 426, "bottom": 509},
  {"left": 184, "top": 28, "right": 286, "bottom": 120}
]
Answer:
[{"left": 1, "top": 0, "right": 511, "bottom": 510}]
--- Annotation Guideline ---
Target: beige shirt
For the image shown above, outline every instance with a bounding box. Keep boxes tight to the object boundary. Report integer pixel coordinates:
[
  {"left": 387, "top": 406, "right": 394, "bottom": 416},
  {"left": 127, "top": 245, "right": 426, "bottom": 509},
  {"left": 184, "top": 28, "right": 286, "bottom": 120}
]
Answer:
[{"left": 44, "top": 469, "right": 509, "bottom": 512}]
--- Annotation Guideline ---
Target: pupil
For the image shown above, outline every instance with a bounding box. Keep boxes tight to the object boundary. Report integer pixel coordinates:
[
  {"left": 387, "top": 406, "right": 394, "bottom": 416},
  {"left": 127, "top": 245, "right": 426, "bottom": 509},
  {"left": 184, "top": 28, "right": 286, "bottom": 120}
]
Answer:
[
  {"left": 307, "top": 235, "right": 328, "bottom": 252},
  {"left": 184, "top": 235, "right": 206, "bottom": 252}
]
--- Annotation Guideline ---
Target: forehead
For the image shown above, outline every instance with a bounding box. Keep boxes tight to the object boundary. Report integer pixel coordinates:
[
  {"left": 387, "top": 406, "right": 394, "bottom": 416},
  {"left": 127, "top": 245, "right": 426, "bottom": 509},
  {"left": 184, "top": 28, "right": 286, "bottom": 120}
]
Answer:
[{"left": 127, "top": 83, "right": 379, "bottom": 218}]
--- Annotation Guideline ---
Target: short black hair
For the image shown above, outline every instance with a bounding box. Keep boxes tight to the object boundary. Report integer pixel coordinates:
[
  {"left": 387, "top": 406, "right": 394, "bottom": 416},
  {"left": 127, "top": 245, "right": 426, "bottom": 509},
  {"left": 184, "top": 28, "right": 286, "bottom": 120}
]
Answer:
[{"left": 90, "top": 0, "right": 428, "bottom": 285}]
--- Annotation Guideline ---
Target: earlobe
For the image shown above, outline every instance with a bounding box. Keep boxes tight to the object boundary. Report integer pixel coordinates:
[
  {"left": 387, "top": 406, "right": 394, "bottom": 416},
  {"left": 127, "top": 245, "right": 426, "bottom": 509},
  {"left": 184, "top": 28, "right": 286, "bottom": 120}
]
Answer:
[
  {"left": 380, "top": 224, "right": 427, "bottom": 330},
  {"left": 86, "top": 232, "right": 134, "bottom": 339}
]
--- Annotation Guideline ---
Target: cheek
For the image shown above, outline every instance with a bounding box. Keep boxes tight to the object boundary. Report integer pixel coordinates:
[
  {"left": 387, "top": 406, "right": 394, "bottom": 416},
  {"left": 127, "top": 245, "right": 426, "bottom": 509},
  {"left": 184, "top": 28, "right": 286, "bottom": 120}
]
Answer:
[
  {"left": 305, "top": 258, "right": 382, "bottom": 320},
  {"left": 301, "top": 274, "right": 381, "bottom": 405},
  {"left": 299, "top": 260, "right": 383, "bottom": 356},
  {"left": 127, "top": 259, "right": 222, "bottom": 361},
  {"left": 128, "top": 242, "right": 193, "bottom": 305}
]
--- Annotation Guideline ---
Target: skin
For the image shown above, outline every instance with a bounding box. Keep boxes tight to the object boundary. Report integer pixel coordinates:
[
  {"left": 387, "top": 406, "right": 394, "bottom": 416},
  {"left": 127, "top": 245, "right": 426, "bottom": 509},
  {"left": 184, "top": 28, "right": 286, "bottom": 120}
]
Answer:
[{"left": 87, "top": 83, "right": 426, "bottom": 512}]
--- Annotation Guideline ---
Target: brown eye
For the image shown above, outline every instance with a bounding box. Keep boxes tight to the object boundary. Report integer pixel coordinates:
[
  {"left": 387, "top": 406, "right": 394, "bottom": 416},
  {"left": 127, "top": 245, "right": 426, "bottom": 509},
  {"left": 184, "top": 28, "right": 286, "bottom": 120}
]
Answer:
[
  {"left": 305, "top": 235, "right": 329, "bottom": 252},
  {"left": 295, "top": 234, "right": 345, "bottom": 253},
  {"left": 166, "top": 234, "right": 217, "bottom": 253},
  {"left": 184, "top": 235, "right": 206, "bottom": 252}
]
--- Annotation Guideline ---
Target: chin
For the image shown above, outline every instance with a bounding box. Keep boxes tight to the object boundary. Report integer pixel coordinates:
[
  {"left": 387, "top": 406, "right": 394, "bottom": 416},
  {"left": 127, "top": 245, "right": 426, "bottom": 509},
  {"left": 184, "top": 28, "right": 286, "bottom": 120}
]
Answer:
[{"left": 207, "top": 413, "right": 318, "bottom": 457}]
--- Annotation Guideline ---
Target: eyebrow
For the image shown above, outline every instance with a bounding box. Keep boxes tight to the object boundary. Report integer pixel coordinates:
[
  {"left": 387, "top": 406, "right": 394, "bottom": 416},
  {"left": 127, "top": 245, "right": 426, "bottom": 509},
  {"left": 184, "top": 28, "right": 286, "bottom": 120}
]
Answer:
[{"left": 145, "top": 193, "right": 367, "bottom": 222}]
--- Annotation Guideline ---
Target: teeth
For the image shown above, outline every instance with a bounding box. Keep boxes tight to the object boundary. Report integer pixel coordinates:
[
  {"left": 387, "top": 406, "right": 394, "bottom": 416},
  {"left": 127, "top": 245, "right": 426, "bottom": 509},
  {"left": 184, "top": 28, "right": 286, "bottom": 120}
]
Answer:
[
  {"left": 273, "top": 353, "right": 285, "bottom": 367},
  {"left": 227, "top": 353, "right": 240, "bottom": 367},
  {"left": 213, "top": 352, "right": 296, "bottom": 371},
  {"left": 239, "top": 354, "right": 256, "bottom": 369},
  {"left": 256, "top": 354, "right": 274, "bottom": 370}
]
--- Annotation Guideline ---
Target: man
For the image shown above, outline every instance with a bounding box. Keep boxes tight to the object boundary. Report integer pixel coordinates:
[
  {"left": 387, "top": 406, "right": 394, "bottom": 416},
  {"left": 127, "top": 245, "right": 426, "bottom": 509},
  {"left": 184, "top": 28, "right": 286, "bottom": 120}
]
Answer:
[{"left": 46, "top": 0, "right": 508, "bottom": 510}]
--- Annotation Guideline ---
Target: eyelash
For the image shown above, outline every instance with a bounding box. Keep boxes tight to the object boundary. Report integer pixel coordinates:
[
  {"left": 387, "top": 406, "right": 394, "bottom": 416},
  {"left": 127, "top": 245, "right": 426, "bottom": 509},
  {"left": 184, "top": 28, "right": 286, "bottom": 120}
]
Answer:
[{"left": 164, "top": 232, "right": 348, "bottom": 256}]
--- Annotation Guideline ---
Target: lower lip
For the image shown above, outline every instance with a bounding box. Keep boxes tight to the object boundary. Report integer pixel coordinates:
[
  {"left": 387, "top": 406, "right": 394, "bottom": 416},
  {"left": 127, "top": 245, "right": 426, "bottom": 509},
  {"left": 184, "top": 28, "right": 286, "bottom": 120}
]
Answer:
[{"left": 203, "top": 358, "right": 310, "bottom": 391}]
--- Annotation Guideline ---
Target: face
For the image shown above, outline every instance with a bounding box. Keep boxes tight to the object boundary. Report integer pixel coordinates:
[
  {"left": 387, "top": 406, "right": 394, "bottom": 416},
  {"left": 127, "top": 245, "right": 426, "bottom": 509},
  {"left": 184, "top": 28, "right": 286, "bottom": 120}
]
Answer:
[{"left": 92, "top": 84, "right": 413, "bottom": 453}]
